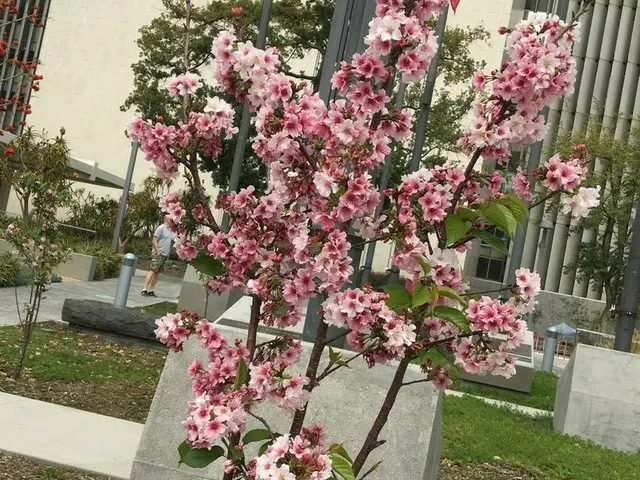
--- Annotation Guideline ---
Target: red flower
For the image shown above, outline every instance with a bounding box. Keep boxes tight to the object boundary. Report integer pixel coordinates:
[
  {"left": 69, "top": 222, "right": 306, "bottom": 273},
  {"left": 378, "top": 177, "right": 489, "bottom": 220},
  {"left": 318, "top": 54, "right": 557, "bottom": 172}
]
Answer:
[
  {"left": 231, "top": 6, "right": 243, "bottom": 16},
  {"left": 4, "top": 147, "right": 15, "bottom": 157}
]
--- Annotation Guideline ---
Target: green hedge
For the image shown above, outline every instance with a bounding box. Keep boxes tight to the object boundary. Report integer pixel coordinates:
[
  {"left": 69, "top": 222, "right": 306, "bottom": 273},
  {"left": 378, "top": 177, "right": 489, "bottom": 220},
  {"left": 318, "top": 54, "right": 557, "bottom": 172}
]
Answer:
[{"left": 0, "top": 252, "right": 62, "bottom": 287}]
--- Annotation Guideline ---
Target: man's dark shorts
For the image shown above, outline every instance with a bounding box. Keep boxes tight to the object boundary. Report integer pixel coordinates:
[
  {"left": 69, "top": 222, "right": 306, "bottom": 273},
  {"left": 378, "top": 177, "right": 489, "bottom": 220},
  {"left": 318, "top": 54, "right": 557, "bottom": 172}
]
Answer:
[{"left": 151, "top": 252, "right": 168, "bottom": 273}]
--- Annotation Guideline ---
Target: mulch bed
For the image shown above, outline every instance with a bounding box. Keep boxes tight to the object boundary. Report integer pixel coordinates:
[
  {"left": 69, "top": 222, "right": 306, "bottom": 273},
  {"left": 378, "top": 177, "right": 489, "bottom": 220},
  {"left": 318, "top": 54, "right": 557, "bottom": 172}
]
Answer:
[
  {"left": 0, "top": 453, "right": 112, "bottom": 480},
  {"left": 440, "top": 459, "right": 538, "bottom": 479}
]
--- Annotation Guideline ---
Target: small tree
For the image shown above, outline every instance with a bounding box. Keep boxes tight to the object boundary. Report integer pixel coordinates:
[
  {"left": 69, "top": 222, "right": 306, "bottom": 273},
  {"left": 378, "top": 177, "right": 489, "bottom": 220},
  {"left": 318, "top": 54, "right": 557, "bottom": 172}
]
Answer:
[
  {"left": 0, "top": 127, "right": 71, "bottom": 378},
  {"left": 129, "top": 1, "right": 595, "bottom": 477},
  {"left": 560, "top": 125, "right": 640, "bottom": 329}
]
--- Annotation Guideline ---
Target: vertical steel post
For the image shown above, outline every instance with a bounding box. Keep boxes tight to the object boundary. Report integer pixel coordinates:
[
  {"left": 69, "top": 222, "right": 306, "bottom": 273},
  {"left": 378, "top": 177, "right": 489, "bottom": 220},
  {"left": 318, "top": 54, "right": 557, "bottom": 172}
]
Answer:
[
  {"left": 112, "top": 142, "right": 139, "bottom": 252},
  {"left": 541, "top": 326, "right": 558, "bottom": 372},
  {"left": 221, "top": 0, "right": 274, "bottom": 232},
  {"left": 114, "top": 253, "right": 137, "bottom": 308},
  {"left": 613, "top": 198, "right": 640, "bottom": 351}
]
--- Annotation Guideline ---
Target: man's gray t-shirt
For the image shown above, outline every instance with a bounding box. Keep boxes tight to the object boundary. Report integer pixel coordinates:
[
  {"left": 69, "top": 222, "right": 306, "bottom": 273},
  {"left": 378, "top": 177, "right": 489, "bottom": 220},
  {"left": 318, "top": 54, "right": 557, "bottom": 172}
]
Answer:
[{"left": 154, "top": 224, "right": 173, "bottom": 257}]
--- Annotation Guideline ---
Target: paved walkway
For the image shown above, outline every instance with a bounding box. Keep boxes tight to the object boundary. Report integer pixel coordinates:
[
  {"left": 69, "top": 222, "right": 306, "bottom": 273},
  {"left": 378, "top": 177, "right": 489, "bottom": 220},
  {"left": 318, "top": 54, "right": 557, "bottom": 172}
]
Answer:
[
  {"left": 0, "top": 269, "right": 182, "bottom": 326},
  {"left": 0, "top": 392, "right": 142, "bottom": 479}
]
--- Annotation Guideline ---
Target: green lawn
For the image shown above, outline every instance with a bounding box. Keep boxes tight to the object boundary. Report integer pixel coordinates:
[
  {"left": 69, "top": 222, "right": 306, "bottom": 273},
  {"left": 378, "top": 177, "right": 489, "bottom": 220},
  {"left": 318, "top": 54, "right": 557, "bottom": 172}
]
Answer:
[
  {"left": 133, "top": 301, "right": 178, "bottom": 316},
  {"left": 0, "top": 323, "right": 166, "bottom": 422},
  {"left": 450, "top": 371, "right": 558, "bottom": 411},
  {"left": 442, "top": 395, "right": 640, "bottom": 480}
]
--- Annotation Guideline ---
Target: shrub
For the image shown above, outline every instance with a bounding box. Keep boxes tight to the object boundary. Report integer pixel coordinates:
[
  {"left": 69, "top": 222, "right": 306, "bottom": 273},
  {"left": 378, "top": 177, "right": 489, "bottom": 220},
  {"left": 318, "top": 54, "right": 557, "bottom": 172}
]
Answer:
[
  {"left": 70, "top": 241, "right": 122, "bottom": 280},
  {"left": 0, "top": 252, "right": 23, "bottom": 287}
]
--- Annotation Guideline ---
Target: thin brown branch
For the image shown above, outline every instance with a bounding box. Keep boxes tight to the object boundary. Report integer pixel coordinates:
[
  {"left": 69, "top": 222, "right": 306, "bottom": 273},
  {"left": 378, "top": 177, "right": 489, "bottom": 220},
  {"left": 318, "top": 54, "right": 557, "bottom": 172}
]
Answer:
[
  {"left": 316, "top": 351, "right": 364, "bottom": 382},
  {"left": 247, "top": 295, "right": 262, "bottom": 360}
]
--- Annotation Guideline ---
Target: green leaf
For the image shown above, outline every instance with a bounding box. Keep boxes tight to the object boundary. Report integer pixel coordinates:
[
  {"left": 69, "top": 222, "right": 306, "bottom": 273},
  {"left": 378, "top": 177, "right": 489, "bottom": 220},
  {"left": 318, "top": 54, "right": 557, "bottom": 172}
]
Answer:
[
  {"left": 331, "top": 455, "right": 355, "bottom": 480},
  {"left": 191, "top": 251, "right": 226, "bottom": 277},
  {"left": 445, "top": 215, "right": 472, "bottom": 246},
  {"left": 360, "top": 461, "right": 384, "bottom": 478},
  {"left": 329, "top": 347, "right": 340, "bottom": 365},
  {"left": 258, "top": 441, "right": 271, "bottom": 456},
  {"left": 482, "top": 203, "right": 517, "bottom": 240},
  {"left": 381, "top": 284, "right": 411, "bottom": 311},
  {"left": 329, "top": 444, "right": 353, "bottom": 464},
  {"left": 500, "top": 194, "right": 529, "bottom": 222},
  {"left": 417, "top": 347, "right": 450, "bottom": 368},
  {"left": 232, "top": 357, "right": 249, "bottom": 391},
  {"left": 178, "top": 442, "right": 225, "bottom": 468},
  {"left": 437, "top": 286, "right": 468, "bottom": 308},
  {"left": 433, "top": 306, "right": 471, "bottom": 332},
  {"left": 242, "top": 429, "right": 272, "bottom": 444},
  {"left": 475, "top": 230, "right": 509, "bottom": 256},
  {"left": 416, "top": 257, "right": 432, "bottom": 274},
  {"left": 412, "top": 282, "right": 431, "bottom": 308},
  {"left": 455, "top": 207, "right": 479, "bottom": 222}
]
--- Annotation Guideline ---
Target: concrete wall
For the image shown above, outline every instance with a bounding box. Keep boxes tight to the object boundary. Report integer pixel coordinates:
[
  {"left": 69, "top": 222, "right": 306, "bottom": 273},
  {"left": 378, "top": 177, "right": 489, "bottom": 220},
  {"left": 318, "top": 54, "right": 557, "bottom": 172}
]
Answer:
[
  {"left": 131, "top": 324, "right": 443, "bottom": 480},
  {"left": 554, "top": 344, "right": 640, "bottom": 453},
  {"left": 468, "top": 277, "right": 606, "bottom": 334},
  {"left": 56, "top": 253, "right": 98, "bottom": 282}
]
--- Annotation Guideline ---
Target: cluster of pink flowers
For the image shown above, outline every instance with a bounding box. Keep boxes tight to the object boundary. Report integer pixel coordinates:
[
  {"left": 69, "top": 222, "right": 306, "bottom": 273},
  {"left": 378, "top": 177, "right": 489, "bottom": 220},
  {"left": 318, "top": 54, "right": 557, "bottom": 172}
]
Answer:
[
  {"left": 166, "top": 72, "right": 200, "bottom": 98},
  {"left": 323, "top": 288, "right": 416, "bottom": 366},
  {"left": 128, "top": 94, "right": 236, "bottom": 176},
  {"left": 542, "top": 153, "right": 587, "bottom": 192},
  {"left": 248, "top": 426, "right": 332, "bottom": 480},
  {"left": 513, "top": 268, "right": 541, "bottom": 315},
  {"left": 155, "top": 315, "right": 314, "bottom": 450},
  {"left": 459, "top": 14, "right": 579, "bottom": 162}
]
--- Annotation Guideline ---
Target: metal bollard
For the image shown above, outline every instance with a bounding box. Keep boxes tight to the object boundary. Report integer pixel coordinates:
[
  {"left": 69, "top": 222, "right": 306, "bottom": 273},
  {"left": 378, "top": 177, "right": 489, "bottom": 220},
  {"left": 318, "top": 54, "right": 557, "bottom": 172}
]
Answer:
[
  {"left": 541, "top": 326, "right": 559, "bottom": 372},
  {"left": 114, "top": 253, "right": 137, "bottom": 309}
]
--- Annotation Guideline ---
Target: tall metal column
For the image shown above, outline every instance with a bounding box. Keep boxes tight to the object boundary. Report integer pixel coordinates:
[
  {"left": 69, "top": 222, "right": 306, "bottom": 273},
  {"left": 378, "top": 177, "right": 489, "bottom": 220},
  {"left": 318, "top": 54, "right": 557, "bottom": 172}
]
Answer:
[
  {"left": 112, "top": 142, "right": 139, "bottom": 252},
  {"left": 360, "top": 83, "right": 406, "bottom": 285},
  {"left": 388, "top": 6, "right": 449, "bottom": 284},
  {"left": 613, "top": 199, "right": 640, "bottom": 352},
  {"left": 302, "top": 0, "right": 377, "bottom": 346},
  {"left": 221, "top": 0, "right": 273, "bottom": 232}
]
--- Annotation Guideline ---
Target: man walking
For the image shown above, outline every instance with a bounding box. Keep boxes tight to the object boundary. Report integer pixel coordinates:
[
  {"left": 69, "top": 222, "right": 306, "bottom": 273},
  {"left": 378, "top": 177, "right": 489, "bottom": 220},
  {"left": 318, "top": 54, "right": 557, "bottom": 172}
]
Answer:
[{"left": 142, "top": 215, "right": 173, "bottom": 297}]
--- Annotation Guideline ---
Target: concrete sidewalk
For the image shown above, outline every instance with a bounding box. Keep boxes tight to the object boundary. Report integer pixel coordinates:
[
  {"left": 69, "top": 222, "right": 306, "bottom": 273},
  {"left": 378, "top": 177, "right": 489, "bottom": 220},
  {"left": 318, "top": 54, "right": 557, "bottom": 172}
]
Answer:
[
  {"left": 0, "top": 269, "right": 182, "bottom": 327},
  {"left": 0, "top": 387, "right": 551, "bottom": 480},
  {"left": 0, "top": 392, "right": 143, "bottom": 479}
]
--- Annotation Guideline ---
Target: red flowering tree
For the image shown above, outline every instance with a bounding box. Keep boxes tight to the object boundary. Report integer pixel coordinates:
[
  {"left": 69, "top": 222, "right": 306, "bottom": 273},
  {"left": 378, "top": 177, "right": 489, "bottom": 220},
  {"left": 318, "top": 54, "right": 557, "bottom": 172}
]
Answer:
[
  {"left": 130, "top": 0, "right": 594, "bottom": 478},
  {"left": 0, "top": 0, "right": 45, "bottom": 134}
]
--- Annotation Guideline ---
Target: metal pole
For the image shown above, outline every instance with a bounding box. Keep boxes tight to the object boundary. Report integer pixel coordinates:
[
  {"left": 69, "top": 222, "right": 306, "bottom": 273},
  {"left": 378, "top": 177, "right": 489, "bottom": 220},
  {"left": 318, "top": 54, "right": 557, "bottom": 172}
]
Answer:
[
  {"left": 408, "top": 5, "right": 449, "bottom": 172},
  {"left": 613, "top": 198, "right": 640, "bottom": 352},
  {"left": 302, "top": 0, "right": 376, "bottom": 347},
  {"left": 360, "top": 83, "right": 406, "bottom": 285},
  {"left": 221, "top": 0, "right": 273, "bottom": 232},
  {"left": 504, "top": 118, "right": 546, "bottom": 285},
  {"left": 112, "top": 142, "right": 139, "bottom": 251},
  {"left": 388, "top": 6, "right": 449, "bottom": 284},
  {"left": 114, "top": 253, "right": 137, "bottom": 308},
  {"left": 541, "top": 326, "right": 558, "bottom": 372}
]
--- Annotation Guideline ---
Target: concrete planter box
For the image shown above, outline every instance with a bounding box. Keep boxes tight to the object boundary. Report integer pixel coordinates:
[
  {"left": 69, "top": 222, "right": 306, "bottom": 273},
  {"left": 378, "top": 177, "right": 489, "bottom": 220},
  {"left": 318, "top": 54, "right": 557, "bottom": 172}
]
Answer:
[
  {"left": 131, "top": 322, "right": 443, "bottom": 480},
  {"left": 56, "top": 252, "right": 98, "bottom": 282},
  {"left": 554, "top": 343, "right": 640, "bottom": 453},
  {"left": 461, "top": 330, "right": 535, "bottom": 393},
  {"left": 0, "top": 240, "right": 98, "bottom": 282}
]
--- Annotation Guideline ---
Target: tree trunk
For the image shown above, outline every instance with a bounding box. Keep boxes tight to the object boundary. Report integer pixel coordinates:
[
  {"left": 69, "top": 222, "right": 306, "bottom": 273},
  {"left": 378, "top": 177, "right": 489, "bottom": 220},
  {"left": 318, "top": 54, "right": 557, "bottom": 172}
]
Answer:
[
  {"left": 352, "top": 356, "right": 411, "bottom": 475},
  {"left": 10, "top": 329, "right": 31, "bottom": 378}
]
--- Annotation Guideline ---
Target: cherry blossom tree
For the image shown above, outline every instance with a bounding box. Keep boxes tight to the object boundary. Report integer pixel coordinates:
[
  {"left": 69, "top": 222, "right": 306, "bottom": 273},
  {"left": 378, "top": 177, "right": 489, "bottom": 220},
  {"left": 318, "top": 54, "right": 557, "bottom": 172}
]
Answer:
[{"left": 129, "top": 1, "right": 595, "bottom": 478}]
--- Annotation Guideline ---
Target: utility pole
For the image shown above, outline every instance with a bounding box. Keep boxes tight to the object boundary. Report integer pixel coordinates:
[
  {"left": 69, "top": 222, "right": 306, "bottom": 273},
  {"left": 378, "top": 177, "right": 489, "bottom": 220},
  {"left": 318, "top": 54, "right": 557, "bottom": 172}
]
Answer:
[
  {"left": 112, "top": 141, "right": 139, "bottom": 252},
  {"left": 221, "top": 0, "right": 273, "bottom": 232},
  {"left": 613, "top": 198, "right": 640, "bottom": 352}
]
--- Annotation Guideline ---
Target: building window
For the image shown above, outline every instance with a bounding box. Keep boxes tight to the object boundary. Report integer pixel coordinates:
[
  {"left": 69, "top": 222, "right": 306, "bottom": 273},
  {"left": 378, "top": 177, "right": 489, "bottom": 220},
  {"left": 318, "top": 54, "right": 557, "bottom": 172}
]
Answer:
[{"left": 475, "top": 227, "right": 509, "bottom": 282}]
